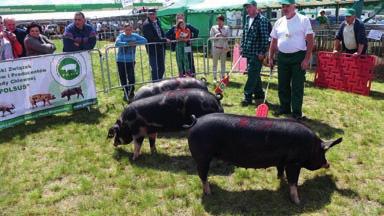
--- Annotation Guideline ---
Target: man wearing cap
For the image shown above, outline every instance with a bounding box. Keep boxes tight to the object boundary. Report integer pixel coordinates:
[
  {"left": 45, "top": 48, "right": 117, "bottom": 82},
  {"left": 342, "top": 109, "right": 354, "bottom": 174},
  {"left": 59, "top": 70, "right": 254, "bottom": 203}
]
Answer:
[
  {"left": 142, "top": 9, "right": 170, "bottom": 81},
  {"left": 268, "top": 0, "right": 314, "bottom": 120},
  {"left": 333, "top": 8, "right": 367, "bottom": 55},
  {"left": 240, "top": 0, "right": 270, "bottom": 106}
]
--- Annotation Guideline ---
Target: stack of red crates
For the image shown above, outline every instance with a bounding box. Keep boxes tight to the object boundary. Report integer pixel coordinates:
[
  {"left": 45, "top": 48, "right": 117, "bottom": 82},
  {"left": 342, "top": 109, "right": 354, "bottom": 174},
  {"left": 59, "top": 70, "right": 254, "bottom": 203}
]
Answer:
[{"left": 314, "top": 51, "right": 376, "bottom": 96}]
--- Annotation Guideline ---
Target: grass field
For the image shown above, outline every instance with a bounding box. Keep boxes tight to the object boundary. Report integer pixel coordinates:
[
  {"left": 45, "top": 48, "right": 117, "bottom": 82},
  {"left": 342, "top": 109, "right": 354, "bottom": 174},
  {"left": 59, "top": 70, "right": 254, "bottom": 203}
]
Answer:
[{"left": 0, "top": 40, "right": 383, "bottom": 215}]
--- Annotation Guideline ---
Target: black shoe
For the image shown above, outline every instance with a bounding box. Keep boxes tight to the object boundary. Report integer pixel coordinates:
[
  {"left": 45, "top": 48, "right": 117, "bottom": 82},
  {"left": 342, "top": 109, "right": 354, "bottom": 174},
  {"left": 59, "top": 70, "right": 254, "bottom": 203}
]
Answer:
[
  {"left": 274, "top": 110, "right": 291, "bottom": 116},
  {"left": 292, "top": 114, "right": 307, "bottom": 121},
  {"left": 253, "top": 95, "right": 265, "bottom": 100},
  {"left": 241, "top": 99, "right": 252, "bottom": 106}
]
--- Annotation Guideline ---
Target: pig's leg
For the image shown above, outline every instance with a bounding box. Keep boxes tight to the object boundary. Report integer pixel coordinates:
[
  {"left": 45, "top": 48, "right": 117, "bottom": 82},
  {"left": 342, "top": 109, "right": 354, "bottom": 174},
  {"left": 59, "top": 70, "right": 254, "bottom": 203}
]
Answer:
[
  {"left": 148, "top": 133, "right": 157, "bottom": 154},
  {"left": 277, "top": 164, "right": 285, "bottom": 179},
  {"left": 132, "top": 136, "right": 144, "bottom": 160},
  {"left": 285, "top": 163, "right": 301, "bottom": 205},
  {"left": 196, "top": 157, "right": 212, "bottom": 195}
]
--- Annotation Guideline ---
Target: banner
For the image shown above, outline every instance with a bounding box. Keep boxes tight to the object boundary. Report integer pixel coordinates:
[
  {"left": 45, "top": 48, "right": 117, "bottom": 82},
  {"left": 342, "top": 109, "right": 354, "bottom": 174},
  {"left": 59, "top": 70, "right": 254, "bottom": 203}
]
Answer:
[{"left": 0, "top": 51, "right": 97, "bottom": 130}]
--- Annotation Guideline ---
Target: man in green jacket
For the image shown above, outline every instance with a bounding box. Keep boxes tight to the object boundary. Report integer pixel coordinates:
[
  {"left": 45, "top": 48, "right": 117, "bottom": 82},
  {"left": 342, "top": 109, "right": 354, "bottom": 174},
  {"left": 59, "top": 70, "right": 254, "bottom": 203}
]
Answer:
[{"left": 240, "top": 0, "right": 270, "bottom": 106}]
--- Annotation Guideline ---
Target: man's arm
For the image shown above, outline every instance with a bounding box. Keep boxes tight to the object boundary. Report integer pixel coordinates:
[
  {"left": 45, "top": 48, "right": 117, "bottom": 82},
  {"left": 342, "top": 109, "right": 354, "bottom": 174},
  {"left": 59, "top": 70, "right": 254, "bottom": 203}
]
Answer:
[
  {"left": 301, "top": 33, "right": 314, "bottom": 70},
  {"left": 62, "top": 25, "right": 79, "bottom": 52},
  {"left": 257, "top": 19, "right": 271, "bottom": 58},
  {"left": 355, "top": 22, "right": 367, "bottom": 55},
  {"left": 165, "top": 27, "right": 176, "bottom": 40},
  {"left": 268, "top": 38, "right": 277, "bottom": 68},
  {"left": 333, "top": 23, "right": 344, "bottom": 52},
  {"left": 187, "top": 24, "right": 199, "bottom": 38}
]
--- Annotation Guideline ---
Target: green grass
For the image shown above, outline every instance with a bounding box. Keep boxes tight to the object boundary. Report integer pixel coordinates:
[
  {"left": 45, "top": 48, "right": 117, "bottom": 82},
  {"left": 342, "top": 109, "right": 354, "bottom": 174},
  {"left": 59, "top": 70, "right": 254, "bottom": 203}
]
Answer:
[{"left": 0, "top": 40, "right": 383, "bottom": 215}]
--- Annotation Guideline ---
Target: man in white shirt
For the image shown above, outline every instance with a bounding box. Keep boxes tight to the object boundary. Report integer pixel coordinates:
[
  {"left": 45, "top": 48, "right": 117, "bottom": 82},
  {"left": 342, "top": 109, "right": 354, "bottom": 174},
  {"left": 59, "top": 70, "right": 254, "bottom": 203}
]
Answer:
[
  {"left": 268, "top": 0, "right": 314, "bottom": 120},
  {"left": 333, "top": 8, "right": 367, "bottom": 55}
]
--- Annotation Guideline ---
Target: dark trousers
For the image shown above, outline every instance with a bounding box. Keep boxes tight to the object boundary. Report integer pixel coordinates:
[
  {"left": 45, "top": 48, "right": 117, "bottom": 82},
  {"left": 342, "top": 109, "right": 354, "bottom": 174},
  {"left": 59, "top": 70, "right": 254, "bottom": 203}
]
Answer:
[
  {"left": 148, "top": 45, "right": 165, "bottom": 81},
  {"left": 277, "top": 51, "right": 306, "bottom": 117},
  {"left": 117, "top": 61, "right": 135, "bottom": 97},
  {"left": 244, "top": 57, "right": 264, "bottom": 101}
]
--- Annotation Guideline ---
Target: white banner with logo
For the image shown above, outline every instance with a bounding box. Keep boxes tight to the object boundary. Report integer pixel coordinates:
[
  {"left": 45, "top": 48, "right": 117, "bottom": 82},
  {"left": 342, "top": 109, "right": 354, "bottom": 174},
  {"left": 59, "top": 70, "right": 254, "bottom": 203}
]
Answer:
[{"left": 0, "top": 51, "right": 97, "bottom": 130}]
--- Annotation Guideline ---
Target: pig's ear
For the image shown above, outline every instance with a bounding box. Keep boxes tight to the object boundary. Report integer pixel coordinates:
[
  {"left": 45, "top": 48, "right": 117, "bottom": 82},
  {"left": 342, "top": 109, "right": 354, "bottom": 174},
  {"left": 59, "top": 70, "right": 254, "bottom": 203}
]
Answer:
[
  {"left": 107, "top": 122, "right": 120, "bottom": 139},
  {"left": 322, "top": 137, "right": 343, "bottom": 151}
]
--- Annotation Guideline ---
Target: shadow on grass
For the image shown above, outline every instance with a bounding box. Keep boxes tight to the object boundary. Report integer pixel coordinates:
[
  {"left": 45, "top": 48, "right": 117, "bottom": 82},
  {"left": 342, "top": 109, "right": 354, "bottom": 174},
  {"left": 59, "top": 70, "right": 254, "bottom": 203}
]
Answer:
[
  {"left": 202, "top": 175, "right": 358, "bottom": 215},
  {"left": 370, "top": 90, "right": 384, "bottom": 100},
  {"left": 0, "top": 108, "right": 105, "bottom": 145},
  {"left": 113, "top": 148, "right": 234, "bottom": 176},
  {"left": 300, "top": 118, "right": 344, "bottom": 139},
  {"left": 266, "top": 102, "right": 344, "bottom": 139},
  {"left": 157, "top": 131, "right": 188, "bottom": 140}
]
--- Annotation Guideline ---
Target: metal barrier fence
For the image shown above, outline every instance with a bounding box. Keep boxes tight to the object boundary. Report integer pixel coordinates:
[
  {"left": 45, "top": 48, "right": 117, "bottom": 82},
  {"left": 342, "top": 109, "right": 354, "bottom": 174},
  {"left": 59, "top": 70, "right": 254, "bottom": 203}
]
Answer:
[
  {"left": 206, "top": 36, "right": 246, "bottom": 78},
  {"left": 103, "top": 38, "right": 208, "bottom": 94},
  {"left": 313, "top": 28, "right": 384, "bottom": 56}
]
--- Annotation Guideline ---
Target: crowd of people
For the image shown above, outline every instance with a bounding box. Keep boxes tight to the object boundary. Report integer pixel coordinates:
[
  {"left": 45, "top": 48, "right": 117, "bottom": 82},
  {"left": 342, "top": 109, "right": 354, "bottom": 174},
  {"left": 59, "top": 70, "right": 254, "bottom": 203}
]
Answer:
[{"left": 0, "top": 2, "right": 369, "bottom": 118}]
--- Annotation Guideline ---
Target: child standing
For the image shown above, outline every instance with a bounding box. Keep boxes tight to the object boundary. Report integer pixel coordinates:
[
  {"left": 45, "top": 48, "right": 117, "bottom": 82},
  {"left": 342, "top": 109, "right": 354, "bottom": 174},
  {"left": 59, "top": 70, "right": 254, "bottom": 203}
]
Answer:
[
  {"left": 175, "top": 19, "right": 192, "bottom": 77},
  {"left": 115, "top": 23, "right": 147, "bottom": 102}
]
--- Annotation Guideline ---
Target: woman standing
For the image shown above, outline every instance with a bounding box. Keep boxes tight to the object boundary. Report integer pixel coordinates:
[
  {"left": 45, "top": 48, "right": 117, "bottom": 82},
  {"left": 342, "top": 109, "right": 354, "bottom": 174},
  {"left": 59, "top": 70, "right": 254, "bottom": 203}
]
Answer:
[
  {"left": 24, "top": 22, "right": 56, "bottom": 56},
  {"left": 175, "top": 19, "right": 192, "bottom": 77},
  {"left": 0, "top": 18, "right": 14, "bottom": 61},
  {"left": 115, "top": 23, "right": 147, "bottom": 102},
  {"left": 210, "top": 15, "right": 230, "bottom": 82}
]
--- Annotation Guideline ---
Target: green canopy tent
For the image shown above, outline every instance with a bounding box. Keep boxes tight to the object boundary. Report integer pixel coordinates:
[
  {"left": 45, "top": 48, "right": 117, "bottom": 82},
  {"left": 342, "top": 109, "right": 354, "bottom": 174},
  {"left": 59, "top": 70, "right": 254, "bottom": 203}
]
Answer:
[
  {"left": 158, "top": 0, "right": 382, "bottom": 38},
  {"left": 157, "top": 0, "right": 204, "bottom": 30}
]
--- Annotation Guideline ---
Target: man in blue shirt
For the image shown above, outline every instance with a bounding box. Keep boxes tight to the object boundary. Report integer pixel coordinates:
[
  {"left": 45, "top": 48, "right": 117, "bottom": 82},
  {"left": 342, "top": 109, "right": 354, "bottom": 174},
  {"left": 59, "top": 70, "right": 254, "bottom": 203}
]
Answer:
[{"left": 63, "top": 12, "right": 96, "bottom": 52}]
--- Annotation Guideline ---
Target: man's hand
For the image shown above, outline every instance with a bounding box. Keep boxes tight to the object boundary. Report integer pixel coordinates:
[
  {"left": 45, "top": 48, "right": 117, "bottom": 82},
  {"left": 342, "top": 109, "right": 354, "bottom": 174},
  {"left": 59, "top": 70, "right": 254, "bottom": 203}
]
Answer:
[
  {"left": 268, "top": 57, "right": 274, "bottom": 69},
  {"left": 165, "top": 38, "right": 171, "bottom": 43},
  {"left": 353, "top": 52, "right": 360, "bottom": 56},
  {"left": 6, "top": 32, "right": 17, "bottom": 42},
  {"left": 301, "top": 58, "right": 310, "bottom": 70}
]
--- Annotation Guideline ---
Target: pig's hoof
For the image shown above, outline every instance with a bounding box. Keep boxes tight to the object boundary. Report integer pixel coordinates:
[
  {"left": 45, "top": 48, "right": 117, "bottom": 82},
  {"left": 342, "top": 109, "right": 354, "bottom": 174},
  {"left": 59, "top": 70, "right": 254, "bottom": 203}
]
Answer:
[
  {"left": 291, "top": 197, "right": 301, "bottom": 205},
  {"left": 203, "top": 182, "right": 211, "bottom": 195}
]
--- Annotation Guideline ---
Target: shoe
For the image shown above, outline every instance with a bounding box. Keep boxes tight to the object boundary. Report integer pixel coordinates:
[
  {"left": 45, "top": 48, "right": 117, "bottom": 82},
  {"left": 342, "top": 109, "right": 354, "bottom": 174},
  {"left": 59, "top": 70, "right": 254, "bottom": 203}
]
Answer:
[
  {"left": 241, "top": 99, "right": 252, "bottom": 106},
  {"left": 273, "top": 110, "right": 291, "bottom": 116},
  {"left": 292, "top": 114, "right": 307, "bottom": 121},
  {"left": 253, "top": 95, "right": 265, "bottom": 100}
]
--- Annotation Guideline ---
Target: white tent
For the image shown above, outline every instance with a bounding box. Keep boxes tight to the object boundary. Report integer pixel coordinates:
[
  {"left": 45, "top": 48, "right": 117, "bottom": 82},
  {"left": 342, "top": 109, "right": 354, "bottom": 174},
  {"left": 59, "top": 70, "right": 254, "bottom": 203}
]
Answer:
[{"left": 3, "top": 9, "right": 132, "bottom": 22}]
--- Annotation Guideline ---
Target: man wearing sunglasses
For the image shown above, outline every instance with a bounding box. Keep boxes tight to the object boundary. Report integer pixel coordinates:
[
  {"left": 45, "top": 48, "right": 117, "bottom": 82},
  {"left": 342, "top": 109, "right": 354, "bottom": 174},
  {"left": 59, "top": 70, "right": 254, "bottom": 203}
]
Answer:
[{"left": 268, "top": 0, "right": 314, "bottom": 120}]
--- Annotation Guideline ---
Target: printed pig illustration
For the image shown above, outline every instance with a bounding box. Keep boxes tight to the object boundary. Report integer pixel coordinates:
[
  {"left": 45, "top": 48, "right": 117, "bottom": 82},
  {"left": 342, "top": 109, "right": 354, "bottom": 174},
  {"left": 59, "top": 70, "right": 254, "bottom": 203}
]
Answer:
[
  {"left": 30, "top": 94, "right": 56, "bottom": 108},
  {"left": 61, "top": 86, "right": 84, "bottom": 101},
  {"left": 61, "top": 64, "right": 77, "bottom": 72},
  {"left": 0, "top": 103, "right": 15, "bottom": 117}
]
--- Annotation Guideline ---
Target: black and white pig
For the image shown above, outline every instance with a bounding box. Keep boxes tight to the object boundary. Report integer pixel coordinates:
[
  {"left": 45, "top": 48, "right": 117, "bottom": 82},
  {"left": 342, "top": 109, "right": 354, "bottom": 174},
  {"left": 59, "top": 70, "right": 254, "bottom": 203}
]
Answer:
[
  {"left": 108, "top": 88, "right": 223, "bottom": 160},
  {"left": 187, "top": 113, "right": 342, "bottom": 204},
  {"left": 133, "top": 77, "right": 208, "bottom": 101}
]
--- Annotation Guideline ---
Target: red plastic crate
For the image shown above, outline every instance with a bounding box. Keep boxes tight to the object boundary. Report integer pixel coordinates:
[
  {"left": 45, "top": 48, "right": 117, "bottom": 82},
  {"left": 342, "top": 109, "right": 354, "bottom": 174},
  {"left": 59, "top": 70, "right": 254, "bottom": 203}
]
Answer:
[{"left": 314, "top": 51, "right": 375, "bottom": 96}]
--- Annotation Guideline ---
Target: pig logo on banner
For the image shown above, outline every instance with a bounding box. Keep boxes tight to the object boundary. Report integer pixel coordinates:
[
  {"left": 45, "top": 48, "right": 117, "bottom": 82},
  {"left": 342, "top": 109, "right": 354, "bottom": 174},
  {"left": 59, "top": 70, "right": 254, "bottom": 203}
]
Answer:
[{"left": 51, "top": 55, "right": 87, "bottom": 87}]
